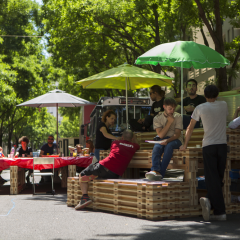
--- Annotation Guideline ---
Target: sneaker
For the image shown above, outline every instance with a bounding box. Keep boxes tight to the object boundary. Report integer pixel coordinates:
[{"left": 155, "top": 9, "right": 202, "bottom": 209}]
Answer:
[
  {"left": 209, "top": 214, "right": 226, "bottom": 221},
  {"left": 80, "top": 175, "right": 98, "bottom": 182},
  {"left": 75, "top": 195, "right": 92, "bottom": 210},
  {"left": 145, "top": 171, "right": 162, "bottom": 181},
  {"left": 200, "top": 197, "right": 211, "bottom": 221}
]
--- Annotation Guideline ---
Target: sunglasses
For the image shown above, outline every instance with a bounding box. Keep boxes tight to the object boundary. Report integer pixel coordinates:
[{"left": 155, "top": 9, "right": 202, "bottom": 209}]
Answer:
[{"left": 48, "top": 138, "right": 54, "bottom": 140}]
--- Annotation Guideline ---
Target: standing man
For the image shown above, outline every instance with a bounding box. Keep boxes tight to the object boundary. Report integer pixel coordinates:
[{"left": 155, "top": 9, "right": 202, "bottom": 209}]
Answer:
[
  {"left": 176, "top": 79, "right": 206, "bottom": 128},
  {"left": 180, "top": 85, "right": 228, "bottom": 221},
  {"left": 129, "top": 85, "right": 165, "bottom": 132},
  {"left": 145, "top": 97, "right": 183, "bottom": 180},
  {"left": 40, "top": 135, "right": 58, "bottom": 156}
]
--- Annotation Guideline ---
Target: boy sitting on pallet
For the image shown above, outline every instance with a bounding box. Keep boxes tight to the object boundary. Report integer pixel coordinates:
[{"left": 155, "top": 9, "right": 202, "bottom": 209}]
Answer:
[
  {"left": 145, "top": 97, "right": 183, "bottom": 180},
  {"left": 75, "top": 130, "right": 140, "bottom": 210}
]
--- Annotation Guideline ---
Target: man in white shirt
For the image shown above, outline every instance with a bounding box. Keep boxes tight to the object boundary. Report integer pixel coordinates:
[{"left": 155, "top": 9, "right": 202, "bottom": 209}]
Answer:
[{"left": 180, "top": 85, "right": 228, "bottom": 222}]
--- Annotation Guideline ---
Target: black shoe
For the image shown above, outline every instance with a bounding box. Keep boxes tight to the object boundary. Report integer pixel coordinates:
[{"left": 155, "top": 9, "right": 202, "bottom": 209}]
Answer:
[
  {"left": 75, "top": 195, "right": 92, "bottom": 210},
  {"left": 0, "top": 177, "right": 7, "bottom": 183},
  {"left": 39, "top": 177, "right": 44, "bottom": 184}
]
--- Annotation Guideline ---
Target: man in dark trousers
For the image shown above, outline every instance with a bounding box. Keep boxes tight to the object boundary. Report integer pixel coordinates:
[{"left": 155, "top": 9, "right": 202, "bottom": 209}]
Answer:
[
  {"left": 176, "top": 79, "right": 206, "bottom": 128},
  {"left": 75, "top": 130, "right": 140, "bottom": 210},
  {"left": 180, "top": 85, "right": 228, "bottom": 221},
  {"left": 129, "top": 85, "right": 165, "bottom": 131}
]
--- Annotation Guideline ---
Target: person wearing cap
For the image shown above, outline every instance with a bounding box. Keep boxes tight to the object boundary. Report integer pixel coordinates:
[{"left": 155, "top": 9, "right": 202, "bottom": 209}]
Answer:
[{"left": 176, "top": 79, "right": 206, "bottom": 129}]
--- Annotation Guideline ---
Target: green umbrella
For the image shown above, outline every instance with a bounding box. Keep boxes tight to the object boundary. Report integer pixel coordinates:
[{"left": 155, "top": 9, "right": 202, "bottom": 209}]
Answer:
[
  {"left": 135, "top": 41, "right": 230, "bottom": 115},
  {"left": 77, "top": 63, "right": 173, "bottom": 128}
]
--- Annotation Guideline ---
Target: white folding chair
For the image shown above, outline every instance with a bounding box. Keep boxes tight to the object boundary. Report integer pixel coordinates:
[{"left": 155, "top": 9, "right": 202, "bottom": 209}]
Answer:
[{"left": 32, "top": 157, "right": 55, "bottom": 195}]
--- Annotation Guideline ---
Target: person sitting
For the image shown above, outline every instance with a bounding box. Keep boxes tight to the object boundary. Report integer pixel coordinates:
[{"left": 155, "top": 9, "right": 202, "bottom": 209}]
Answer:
[
  {"left": 75, "top": 130, "right": 140, "bottom": 210},
  {"left": 39, "top": 135, "right": 59, "bottom": 183},
  {"left": 94, "top": 110, "right": 120, "bottom": 161},
  {"left": 175, "top": 79, "right": 206, "bottom": 129},
  {"left": 228, "top": 106, "right": 240, "bottom": 129},
  {"left": 39, "top": 135, "right": 58, "bottom": 156},
  {"left": 85, "top": 140, "right": 94, "bottom": 155},
  {"left": 145, "top": 97, "right": 183, "bottom": 180},
  {"left": 0, "top": 146, "right": 7, "bottom": 184},
  {"left": 15, "top": 136, "right": 33, "bottom": 158},
  {"left": 76, "top": 144, "right": 83, "bottom": 155},
  {"left": 15, "top": 136, "right": 33, "bottom": 184},
  {"left": 129, "top": 85, "right": 165, "bottom": 132}
]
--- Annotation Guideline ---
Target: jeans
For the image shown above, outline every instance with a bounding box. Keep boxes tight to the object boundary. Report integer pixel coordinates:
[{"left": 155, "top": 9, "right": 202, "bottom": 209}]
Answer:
[
  {"left": 151, "top": 137, "right": 182, "bottom": 177},
  {"left": 94, "top": 148, "right": 105, "bottom": 161},
  {"left": 203, "top": 144, "right": 227, "bottom": 215}
]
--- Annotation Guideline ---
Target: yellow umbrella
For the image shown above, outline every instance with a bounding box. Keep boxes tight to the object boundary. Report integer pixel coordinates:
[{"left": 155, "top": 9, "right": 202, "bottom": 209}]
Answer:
[{"left": 77, "top": 63, "right": 173, "bottom": 127}]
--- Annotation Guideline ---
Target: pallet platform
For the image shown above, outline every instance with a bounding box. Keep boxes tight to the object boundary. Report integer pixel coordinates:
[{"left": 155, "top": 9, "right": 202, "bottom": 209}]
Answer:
[{"left": 67, "top": 178, "right": 201, "bottom": 220}]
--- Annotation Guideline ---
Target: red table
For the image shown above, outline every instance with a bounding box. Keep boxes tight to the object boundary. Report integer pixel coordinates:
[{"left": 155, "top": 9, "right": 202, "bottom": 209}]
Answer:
[{"left": 0, "top": 156, "right": 93, "bottom": 171}]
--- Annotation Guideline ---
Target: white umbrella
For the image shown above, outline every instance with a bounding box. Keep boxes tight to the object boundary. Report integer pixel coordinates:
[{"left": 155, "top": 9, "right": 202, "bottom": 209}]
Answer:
[{"left": 17, "top": 88, "right": 95, "bottom": 150}]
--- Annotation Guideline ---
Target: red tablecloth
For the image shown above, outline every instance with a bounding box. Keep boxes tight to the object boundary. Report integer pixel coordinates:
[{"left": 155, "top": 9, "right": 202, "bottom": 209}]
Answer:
[{"left": 0, "top": 156, "right": 93, "bottom": 171}]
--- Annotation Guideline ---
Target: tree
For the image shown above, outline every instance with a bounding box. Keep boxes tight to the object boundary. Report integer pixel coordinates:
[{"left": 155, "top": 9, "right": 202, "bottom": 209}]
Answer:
[
  {"left": 0, "top": 0, "right": 59, "bottom": 150},
  {"left": 194, "top": 0, "right": 240, "bottom": 91},
  {"left": 42, "top": 0, "right": 200, "bottom": 99}
]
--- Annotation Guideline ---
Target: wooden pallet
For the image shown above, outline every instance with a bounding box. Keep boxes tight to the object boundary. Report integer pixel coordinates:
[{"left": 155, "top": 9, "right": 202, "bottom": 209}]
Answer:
[
  {"left": 10, "top": 166, "right": 26, "bottom": 195},
  {"left": 67, "top": 178, "right": 200, "bottom": 220}
]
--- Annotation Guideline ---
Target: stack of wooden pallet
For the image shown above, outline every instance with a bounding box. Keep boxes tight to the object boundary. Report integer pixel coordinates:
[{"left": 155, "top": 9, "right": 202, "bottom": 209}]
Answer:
[
  {"left": 10, "top": 166, "right": 26, "bottom": 194},
  {"left": 135, "top": 129, "right": 204, "bottom": 150},
  {"left": 67, "top": 178, "right": 201, "bottom": 220},
  {"left": 227, "top": 128, "right": 240, "bottom": 168}
]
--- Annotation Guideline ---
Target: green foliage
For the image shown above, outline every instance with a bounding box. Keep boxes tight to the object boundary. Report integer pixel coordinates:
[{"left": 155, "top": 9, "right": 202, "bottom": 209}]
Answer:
[{"left": 59, "top": 115, "right": 80, "bottom": 138}]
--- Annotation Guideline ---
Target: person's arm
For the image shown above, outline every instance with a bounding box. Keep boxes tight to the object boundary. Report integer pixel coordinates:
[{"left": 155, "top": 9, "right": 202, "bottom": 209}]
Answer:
[
  {"left": 137, "top": 118, "right": 145, "bottom": 124},
  {"left": 179, "top": 119, "right": 197, "bottom": 150},
  {"left": 156, "top": 115, "right": 175, "bottom": 139},
  {"left": 100, "top": 126, "right": 119, "bottom": 140},
  {"left": 39, "top": 150, "right": 44, "bottom": 157},
  {"left": 233, "top": 107, "right": 240, "bottom": 120},
  {"left": 228, "top": 116, "right": 240, "bottom": 129},
  {"left": 161, "top": 129, "right": 182, "bottom": 145}
]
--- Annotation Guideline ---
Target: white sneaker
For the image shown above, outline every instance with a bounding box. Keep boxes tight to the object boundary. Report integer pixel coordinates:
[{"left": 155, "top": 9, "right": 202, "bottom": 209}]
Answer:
[
  {"left": 209, "top": 214, "right": 226, "bottom": 221},
  {"left": 200, "top": 197, "right": 211, "bottom": 221},
  {"left": 145, "top": 171, "right": 162, "bottom": 181}
]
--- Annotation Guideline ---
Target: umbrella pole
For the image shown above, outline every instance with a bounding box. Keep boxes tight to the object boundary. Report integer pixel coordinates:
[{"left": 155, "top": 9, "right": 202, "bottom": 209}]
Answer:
[
  {"left": 125, "top": 77, "right": 128, "bottom": 129},
  {"left": 181, "top": 62, "right": 183, "bottom": 117},
  {"left": 56, "top": 103, "right": 59, "bottom": 154}
]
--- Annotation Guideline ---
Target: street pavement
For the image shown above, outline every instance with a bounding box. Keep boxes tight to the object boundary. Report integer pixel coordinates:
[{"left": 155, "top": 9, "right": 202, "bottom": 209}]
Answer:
[{"left": 1, "top": 170, "right": 240, "bottom": 240}]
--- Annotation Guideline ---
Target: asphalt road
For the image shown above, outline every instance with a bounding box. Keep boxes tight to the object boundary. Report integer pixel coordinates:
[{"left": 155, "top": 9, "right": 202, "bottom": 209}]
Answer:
[{"left": 1, "top": 170, "right": 240, "bottom": 240}]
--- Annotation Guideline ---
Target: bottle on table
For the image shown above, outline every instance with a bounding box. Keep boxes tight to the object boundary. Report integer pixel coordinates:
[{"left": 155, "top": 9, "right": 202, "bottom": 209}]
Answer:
[
  {"left": 10, "top": 147, "right": 15, "bottom": 158},
  {"left": 53, "top": 146, "right": 57, "bottom": 155}
]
